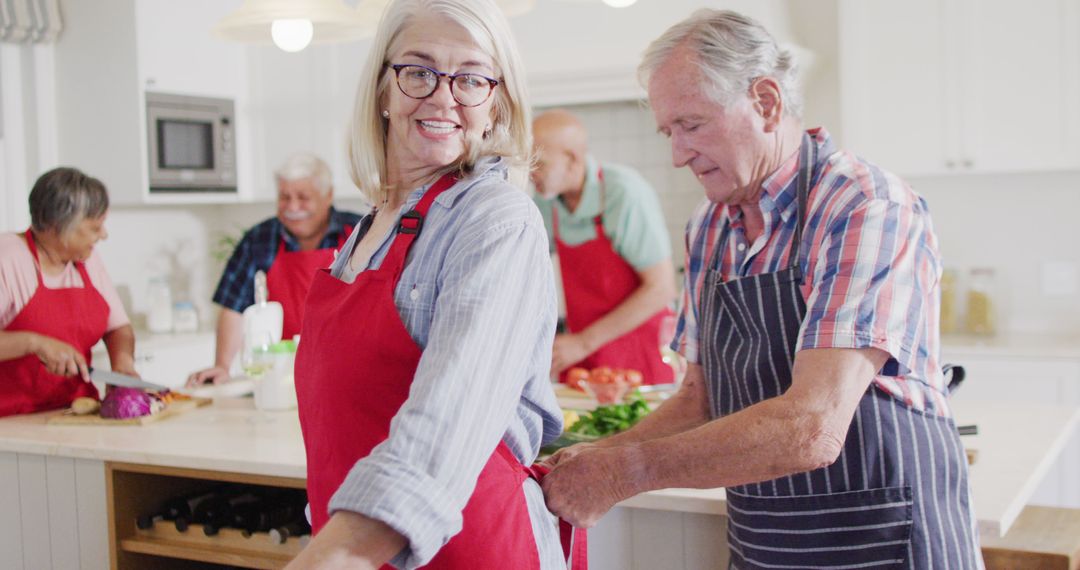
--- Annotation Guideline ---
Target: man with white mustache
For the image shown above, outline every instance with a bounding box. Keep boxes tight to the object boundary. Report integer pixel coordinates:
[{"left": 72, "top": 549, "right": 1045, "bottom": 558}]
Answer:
[{"left": 188, "top": 153, "right": 362, "bottom": 386}]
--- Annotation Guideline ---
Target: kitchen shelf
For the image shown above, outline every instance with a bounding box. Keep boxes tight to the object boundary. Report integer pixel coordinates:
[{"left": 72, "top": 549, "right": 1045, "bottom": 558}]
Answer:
[
  {"left": 106, "top": 462, "right": 306, "bottom": 570},
  {"left": 121, "top": 520, "right": 302, "bottom": 570}
]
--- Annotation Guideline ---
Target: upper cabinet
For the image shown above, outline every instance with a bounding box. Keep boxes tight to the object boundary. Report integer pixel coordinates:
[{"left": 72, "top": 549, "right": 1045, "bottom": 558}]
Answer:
[
  {"left": 839, "top": 0, "right": 1080, "bottom": 177},
  {"left": 510, "top": 0, "right": 794, "bottom": 107},
  {"left": 54, "top": 0, "right": 252, "bottom": 205}
]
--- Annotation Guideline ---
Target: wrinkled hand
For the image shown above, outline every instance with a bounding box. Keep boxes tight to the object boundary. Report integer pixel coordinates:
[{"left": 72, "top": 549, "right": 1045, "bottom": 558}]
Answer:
[
  {"left": 539, "top": 441, "right": 598, "bottom": 470},
  {"left": 541, "top": 444, "right": 643, "bottom": 528},
  {"left": 186, "top": 366, "right": 230, "bottom": 387},
  {"left": 33, "top": 334, "right": 89, "bottom": 381},
  {"left": 551, "top": 333, "right": 592, "bottom": 376}
]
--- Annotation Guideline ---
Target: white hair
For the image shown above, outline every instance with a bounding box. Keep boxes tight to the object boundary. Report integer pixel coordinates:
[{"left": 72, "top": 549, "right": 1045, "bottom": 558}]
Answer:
[
  {"left": 348, "top": 0, "right": 532, "bottom": 204},
  {"left": 639, "top": 9, "right": 802, "bottom": 118},
  {"left": 274, "top": 152, "right": 333, "bottom": 195}
]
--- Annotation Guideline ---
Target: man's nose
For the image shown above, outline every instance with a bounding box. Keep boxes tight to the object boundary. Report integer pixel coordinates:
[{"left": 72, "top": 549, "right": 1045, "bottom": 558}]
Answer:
[{"left": 671, "top": 135, "right": 694, "bottom": 168}]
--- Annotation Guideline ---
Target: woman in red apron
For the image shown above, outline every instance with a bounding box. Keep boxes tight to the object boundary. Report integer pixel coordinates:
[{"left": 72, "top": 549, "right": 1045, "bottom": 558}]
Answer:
[
  {"left": 287, "top": 1, "right": 586, "bottom": 569},
  {"left": 0, "top": 167, "right": 136, "bottom": 417}
]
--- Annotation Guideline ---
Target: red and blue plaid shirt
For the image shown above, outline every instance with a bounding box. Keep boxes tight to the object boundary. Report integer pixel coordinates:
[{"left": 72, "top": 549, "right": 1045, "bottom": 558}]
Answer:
[{"left": 672, "top": 128, "right": 950, "bottom": 415}]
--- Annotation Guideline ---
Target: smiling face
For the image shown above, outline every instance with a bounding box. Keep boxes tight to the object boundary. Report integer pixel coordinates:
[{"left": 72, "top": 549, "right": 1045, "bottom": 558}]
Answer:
[
  {"left": 382, "top": 13, "right": 497, "bottom": 188},
  {"left": 648, "top": 48, "right": 774, "bottom": 205},
  {"left": 276, "top": 177, "right": 333, "bottom": 241}
]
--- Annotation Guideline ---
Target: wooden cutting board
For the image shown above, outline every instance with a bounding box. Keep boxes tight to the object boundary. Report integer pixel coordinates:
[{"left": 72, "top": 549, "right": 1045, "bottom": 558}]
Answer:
[{"left": 47, "top": 397, "right": 211, "bottom": 426}]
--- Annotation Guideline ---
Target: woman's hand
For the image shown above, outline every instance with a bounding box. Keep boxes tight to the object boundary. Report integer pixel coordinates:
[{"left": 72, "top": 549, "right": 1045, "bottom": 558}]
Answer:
[
  {"left": 32, "top": 333, "right": 90, "bottom": 380},
  {"left": 285, "top": 511, "right": 405, "bottom": 570},
  {"left": 186, "top": 366, "right": 230, "bottom": 387}
]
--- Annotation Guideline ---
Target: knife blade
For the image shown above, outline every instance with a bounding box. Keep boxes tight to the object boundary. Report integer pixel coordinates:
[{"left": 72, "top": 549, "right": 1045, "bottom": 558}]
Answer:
[{"left": 90, "top": 367, "right": 170, "bottom": 392}]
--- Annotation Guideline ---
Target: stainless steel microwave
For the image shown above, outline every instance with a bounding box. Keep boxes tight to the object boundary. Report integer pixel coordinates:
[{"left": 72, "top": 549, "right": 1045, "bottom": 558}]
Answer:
[{"left": 146, "top": 92, "right": 237, "bottom": 193}]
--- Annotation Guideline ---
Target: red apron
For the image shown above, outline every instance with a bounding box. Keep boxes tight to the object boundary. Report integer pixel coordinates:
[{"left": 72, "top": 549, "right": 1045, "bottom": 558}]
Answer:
[
  {"left": 294, "top": 175, "right": 586, "bottom": 568},
  {"left": 266, "top": 224, "right": 351, "bottom": 340},
  {"left": 554, "top": 170, "right": 674, "bottom": 385},
  {"left": 0, "top": 230, "right": 105, "bottom": 417}
]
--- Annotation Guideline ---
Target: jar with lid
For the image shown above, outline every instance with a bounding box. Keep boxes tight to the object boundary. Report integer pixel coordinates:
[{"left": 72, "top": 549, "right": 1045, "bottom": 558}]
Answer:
[
  {"left": 939, "top": 268, "right": 958, "bottom": 335},
  {"left": 965, "top": 267, "right": 997, "bottom": 336}
]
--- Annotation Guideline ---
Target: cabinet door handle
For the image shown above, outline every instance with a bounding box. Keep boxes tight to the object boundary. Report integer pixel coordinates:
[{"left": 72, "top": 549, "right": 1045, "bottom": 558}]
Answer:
[
  {"left": 962, "top": 159, "right": 974, "bottom": 168},
  {"left": 945, "top": 160, "right": 957, "bottom": 169}
]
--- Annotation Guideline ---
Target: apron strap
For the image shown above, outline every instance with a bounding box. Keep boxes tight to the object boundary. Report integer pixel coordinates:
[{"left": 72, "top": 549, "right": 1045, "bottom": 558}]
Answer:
[
  {"left": 789, "top": 133, "right": 818, "bottom": 281},
  {"left": 525, "top": 463, "right": 589, "bottom": 570},
  {"left": 380, "top": 173, "right": 458, "bottom": 279}
]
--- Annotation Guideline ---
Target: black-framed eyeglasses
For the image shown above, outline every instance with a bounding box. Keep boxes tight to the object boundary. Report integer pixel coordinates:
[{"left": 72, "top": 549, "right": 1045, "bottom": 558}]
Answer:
[{"left": 387, "top": 63, "right": 500, "bottom": 107}]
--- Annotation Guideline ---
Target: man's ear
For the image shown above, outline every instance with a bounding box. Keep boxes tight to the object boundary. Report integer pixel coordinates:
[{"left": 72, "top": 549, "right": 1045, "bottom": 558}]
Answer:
[{"left": 750, "top": 77, "right": 784, "bottom": 132}]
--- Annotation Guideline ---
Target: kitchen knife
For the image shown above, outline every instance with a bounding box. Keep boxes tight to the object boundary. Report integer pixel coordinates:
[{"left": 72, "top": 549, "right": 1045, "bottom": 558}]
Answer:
[{"left": 90, "top": 368, "right": 170, "bottom": 392}]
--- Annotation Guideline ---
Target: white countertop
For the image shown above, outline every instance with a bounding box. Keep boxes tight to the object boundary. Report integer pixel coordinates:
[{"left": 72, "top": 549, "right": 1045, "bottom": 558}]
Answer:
[
  {"left": 942, "top": 332, "right": 1080, "bottom": 360},
  {"left": 0, "top": 397, "right": 1075, "bottom": 538}
]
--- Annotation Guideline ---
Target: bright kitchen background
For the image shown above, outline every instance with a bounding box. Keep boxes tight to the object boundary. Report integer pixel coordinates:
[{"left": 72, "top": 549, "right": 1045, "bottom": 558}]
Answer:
[
  {"left": 3, "top": 0, "right": 1078, "bottom": 336},
  {"left": 2, "top": 0, "right": 1080, "bottom": 507}
]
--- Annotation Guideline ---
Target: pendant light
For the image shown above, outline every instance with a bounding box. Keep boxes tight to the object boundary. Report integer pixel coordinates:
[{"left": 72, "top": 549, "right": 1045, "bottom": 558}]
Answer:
[{"left": 214, "top": 0, "right": 376, "bottom": 53}]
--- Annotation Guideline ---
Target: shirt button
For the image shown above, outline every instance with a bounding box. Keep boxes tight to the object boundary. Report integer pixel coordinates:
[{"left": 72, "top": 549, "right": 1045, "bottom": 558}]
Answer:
[
  {"left": 737, "top": 243, "right": 747, "bottom": 252},
  {"left": 409, "top": 288, "right": 420, "bottom": 301}
]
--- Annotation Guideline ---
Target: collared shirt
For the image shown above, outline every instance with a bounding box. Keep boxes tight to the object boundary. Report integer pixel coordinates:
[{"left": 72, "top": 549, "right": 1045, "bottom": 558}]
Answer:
[
  {"left": 534, "top": 156, "right": 671, "bottom": 270},
  {"left": 673, "top": 128, "right": 949, "bottom": 415},
  {"left": 328, "top": 158, "right": 564, "bottom": 569},
  {"left": 211, "top": 208, "right": 362, "bottom": 313}
]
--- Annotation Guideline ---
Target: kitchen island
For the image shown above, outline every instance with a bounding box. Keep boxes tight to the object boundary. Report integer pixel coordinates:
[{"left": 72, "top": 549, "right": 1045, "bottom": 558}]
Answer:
[{"left": 0, "top": 397, "right": 1076, "bottom": 570}]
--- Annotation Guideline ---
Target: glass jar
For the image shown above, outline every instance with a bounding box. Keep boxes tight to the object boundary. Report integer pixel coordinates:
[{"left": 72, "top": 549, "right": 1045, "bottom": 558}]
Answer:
[
  {"left": 146, "top": 277, "right": 173, "bottom": 333},
  {"left": 965, "top": 267, "right": 997, "bottom": 336},
  {"left": 939, "top": 268, "right": 958, "bottom": 335}
]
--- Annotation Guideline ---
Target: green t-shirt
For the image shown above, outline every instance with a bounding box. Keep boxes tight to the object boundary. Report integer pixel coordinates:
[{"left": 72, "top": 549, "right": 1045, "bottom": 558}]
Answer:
[{"left": 534, "top": 157, "right": 671, "bottom": 271}]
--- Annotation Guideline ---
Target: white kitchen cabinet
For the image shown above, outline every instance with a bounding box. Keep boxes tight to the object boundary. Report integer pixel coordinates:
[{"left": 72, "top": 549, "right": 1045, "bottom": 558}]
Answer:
[
  {"left": 839, "top": 0, "right": 1080, "bottom": 176},
  {"left": 91, "top": 331, "right": 216, "bottom": 390},
  {"left": 53, "top": 0, "right": 253, "bottom": 205},
  {"left": 943, "top": 351, "right": 1080, "bottom": 509}
]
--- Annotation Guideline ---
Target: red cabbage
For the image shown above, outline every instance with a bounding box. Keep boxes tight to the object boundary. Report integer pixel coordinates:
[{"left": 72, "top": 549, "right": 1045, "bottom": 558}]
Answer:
[{"left": 100, "top": 386, "right": 162, "bottom": 419}]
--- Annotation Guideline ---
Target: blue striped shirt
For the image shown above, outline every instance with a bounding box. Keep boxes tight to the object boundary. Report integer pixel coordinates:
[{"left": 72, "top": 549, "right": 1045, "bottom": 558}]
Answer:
[
  {"left": 327, "top": 157, "right": 564, "bottom": 569},
  {"left": 212, "top": 208, "right": 362, "bottom": 313}
]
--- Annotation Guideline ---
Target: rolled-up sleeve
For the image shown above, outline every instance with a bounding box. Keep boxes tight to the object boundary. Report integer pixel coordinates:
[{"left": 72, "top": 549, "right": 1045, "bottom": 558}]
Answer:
[{"left": 327, "top": 206, "right": 557, "bottom": 568}]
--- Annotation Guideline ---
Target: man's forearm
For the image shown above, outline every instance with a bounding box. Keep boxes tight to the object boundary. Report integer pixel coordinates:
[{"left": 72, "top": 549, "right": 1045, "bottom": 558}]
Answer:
[{"left": 596, "top": 363, "right": 711, "bottom": 448}]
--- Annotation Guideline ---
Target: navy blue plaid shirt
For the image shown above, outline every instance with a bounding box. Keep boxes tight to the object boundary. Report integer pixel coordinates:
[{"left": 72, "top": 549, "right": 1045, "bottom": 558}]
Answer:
[{"left": 212, "top": 207, "right": 363, "bottom": 313}]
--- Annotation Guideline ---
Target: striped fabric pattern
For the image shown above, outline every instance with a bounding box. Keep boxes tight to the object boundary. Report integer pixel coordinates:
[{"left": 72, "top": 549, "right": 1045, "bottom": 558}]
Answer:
[
  {"left": 326, "top": 158, "right": 565, "bottom": 569},
  {"left": 673, "top": 128, "right": 950, "bottom": 415}
]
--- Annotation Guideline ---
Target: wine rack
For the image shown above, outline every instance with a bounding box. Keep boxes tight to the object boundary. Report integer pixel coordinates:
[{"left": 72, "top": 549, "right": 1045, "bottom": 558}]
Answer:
[{"left": 106, "top": 462, "right": 306, "bottom": 570}]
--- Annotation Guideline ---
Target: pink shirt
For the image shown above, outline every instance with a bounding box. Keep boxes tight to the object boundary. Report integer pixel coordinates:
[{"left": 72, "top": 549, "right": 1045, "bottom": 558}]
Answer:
[{"left": 0, "top": 232, "right": 130, "bottom": 332}]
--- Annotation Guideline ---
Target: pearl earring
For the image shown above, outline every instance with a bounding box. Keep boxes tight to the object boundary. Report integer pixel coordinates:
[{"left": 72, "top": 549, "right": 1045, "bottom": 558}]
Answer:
[{"left": 381, "top": 109, "right": 390, "bottom": 119}]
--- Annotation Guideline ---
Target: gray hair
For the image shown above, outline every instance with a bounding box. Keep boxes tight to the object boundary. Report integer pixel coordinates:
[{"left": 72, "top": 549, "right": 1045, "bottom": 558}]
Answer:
[
  {"left": 28, "top": 167, "right": 109, "bottom": 236},
  {"left": 639, "top": 9, "right": 802, "bottom": 118},
  {"left": 348, "top": 0, "right": 533, "bottom": 205},
  {"left": 274, "top": 152, "right": 333, "bottom": 195}
]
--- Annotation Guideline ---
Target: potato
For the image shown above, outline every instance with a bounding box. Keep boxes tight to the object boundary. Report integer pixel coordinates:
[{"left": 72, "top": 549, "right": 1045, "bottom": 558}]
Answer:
[{"left": 71, "top": 397, "right": 101, "bottom": 416}]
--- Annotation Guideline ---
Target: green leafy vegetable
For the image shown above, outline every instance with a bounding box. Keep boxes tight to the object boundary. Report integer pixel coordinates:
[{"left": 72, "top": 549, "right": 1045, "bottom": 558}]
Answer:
[{"left": 568, "top": 393, "right": 651, "bottom": 437}]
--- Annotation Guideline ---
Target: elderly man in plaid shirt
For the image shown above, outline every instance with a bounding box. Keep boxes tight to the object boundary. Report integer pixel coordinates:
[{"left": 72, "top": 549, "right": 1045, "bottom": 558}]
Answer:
[{"left": 542, "top": 9, "right": 983, "bottom": 569}]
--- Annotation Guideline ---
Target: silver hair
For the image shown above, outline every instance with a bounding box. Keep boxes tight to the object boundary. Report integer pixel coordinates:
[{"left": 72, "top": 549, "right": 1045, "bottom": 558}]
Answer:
[
  {"left": 638, "top": 9, "right": 802, "bottom": 118},
  {"left": 28, "top": 167, "right": 109, "bottom": 237},
  {"left": 274, "top": 152, "right": 333, "bottom": 195}
]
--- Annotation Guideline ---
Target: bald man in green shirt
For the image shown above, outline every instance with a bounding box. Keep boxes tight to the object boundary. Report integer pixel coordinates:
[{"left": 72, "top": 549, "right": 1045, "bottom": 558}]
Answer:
[{"left": 532, "top": 109, "right": 677, "bottom": 385}]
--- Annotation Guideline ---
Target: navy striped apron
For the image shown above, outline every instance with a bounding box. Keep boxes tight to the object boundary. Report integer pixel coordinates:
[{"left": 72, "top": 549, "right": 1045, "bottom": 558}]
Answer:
[{"left": 700, "top": 135, "right": 983, "bottom": 569}]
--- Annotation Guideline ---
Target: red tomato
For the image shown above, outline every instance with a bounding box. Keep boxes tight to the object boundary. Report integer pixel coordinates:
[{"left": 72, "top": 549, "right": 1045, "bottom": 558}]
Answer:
[
  {"left": 623, "top": 369, "right": 644, "bottom": 387},
  {"left": 566, "top": 367, "right": 590, "bottom": 390},
  {"left": 590, "top": 367, "right": 615, "bottom": 384}
]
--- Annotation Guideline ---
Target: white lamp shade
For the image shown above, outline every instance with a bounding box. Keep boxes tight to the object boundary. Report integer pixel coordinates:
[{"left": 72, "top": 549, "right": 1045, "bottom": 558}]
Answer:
[{"left": 214, "top": 0, "right": 376, "bottom": 44}]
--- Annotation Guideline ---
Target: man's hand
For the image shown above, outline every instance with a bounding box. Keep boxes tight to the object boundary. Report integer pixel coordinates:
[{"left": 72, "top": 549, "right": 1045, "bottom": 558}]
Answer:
[
  {"left": 551, "top": 333, "right": 592, "bottom": 375},
  {"left": 541, "top": 444, "right": 644, "bottom": 528},
  {"left": 32, "top": 333, "right": 90, "bottom": 381},
  {"left": 285, "top": 511, "right": 404, "bottom": 570},
  {"left": 539, "top": 441, "right": 598, "bottom": 470},
  {"left": 186, "top": 366, "right": 231, "bottom": 387}
]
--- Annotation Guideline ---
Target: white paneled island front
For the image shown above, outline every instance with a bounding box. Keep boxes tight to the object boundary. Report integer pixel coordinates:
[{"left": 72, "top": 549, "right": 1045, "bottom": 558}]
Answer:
[{"left": 0, "top": 397, "right": 1076, "bottom": 570}]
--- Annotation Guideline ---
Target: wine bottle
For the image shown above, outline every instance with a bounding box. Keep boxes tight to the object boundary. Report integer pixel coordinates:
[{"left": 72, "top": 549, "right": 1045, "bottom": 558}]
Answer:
[
  {"left": 199, "top": 490, "right": 260, "bottom": 536},
  {"left": 134, "top": 487, "right": 221, "bottom": 532},
  {"left": 268, "top": 517, "right": 311, "bottom": 545}
]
